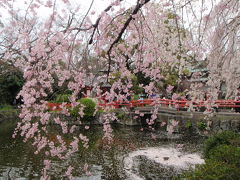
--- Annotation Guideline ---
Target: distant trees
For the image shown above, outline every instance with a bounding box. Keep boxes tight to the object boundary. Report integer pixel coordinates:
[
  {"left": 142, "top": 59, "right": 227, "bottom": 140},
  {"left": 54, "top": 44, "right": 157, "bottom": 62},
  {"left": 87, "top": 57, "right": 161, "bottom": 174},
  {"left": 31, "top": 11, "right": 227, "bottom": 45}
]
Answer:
[
  {"left": 0, "top": 0, "right": 240, "bottom": 178},
  {"left": 0, "top": 60, "right": 24, "bottom": 105}
]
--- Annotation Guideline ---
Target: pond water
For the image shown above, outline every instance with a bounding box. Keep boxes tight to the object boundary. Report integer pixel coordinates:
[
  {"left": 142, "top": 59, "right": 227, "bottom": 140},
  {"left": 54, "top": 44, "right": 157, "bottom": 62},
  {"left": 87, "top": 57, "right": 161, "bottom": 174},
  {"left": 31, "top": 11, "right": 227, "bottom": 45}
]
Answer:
[{"left": 0, "top": 119, "right": 205, "bottom": 180}]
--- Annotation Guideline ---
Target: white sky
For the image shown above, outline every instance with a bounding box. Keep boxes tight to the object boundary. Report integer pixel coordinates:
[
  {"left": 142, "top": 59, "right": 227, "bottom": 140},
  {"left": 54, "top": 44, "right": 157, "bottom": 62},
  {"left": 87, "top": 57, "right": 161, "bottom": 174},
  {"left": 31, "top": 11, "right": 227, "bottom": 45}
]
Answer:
[
  {"left": 1, "top": 0, "right": 220, "bottom": 42},
  {"left": 5, "top": 0, "right": 136, "bottom": 21},
  {"left": 1, "top": 0, "right": 218, "bottom": 25}
]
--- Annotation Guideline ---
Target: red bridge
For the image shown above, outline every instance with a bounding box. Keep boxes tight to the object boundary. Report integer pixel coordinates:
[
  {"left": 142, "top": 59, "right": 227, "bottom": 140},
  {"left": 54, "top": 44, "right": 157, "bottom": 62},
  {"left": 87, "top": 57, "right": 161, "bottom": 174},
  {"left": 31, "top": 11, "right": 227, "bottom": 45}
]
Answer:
[
  {"left": 48, "top": 99, "right": 240, "bottom": 111},
  {"left": 98, "top": 99, "right": 240, "bottom": 110}
]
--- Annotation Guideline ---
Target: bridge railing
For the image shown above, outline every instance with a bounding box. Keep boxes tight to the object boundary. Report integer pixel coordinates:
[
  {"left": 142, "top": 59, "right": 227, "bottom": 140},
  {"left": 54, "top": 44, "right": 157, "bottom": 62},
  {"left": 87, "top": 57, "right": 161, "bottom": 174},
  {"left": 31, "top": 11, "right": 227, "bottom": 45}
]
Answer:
[
  {"left": 47, "top": 99, "right": 240, "bottom": 111},
  {"left": 98, "top": 99, "right": 240, "bottom": 109}
]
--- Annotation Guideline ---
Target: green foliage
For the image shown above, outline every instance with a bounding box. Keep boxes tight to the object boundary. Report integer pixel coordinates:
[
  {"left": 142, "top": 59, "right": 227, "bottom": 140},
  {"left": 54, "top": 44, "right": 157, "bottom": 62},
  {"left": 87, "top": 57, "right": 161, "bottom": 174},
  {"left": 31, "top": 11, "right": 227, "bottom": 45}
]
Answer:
[
  {"left": 97, "top": 109, "right": 105, "bottom": 113},
  {"left": 197, "top": 121, "right": 207, "bottom": 131},
  {"left": 71, "top": 98, "right": 96, "bottom": 121},
  {"left": 182, "top": 69, "right": 190, "bottom": 77},
  {"left": 0, "top": 60, "right": 24, "bottom": 105},
  {"left": 117, "top": 112, "right": 125, "bottom": 120},
  {"left": 131, "top": 74, "right": 144, "bottom": 94},
  {"left": 109, "top": 71, "right": 121, "bottom": 85},
  {"left": 179, "top": 131, "right": 240, "bottom": 180},
  {"left": 183, "top": 160, "right": 240, "bottom": 180},
  {"left": 78, "top": 98, "right": 96, "bottom": 117},
  {"left": 185, "top": 121, "right": 192, "bottom": 129},
  {"left": 0, "top": 104, "right": 14, "bottom": 111},
  {"left": 55, "top": 94, "right": 71, "bottom": 103},
  {"left": 165, "top": 73, "right": 178, "bottom": 87},
  {"left": 133, "top": 94, "right": 139, "bottom": 100},
  {"left": 204, "top": 131, "right": 240, "bottom": 158},
  {"left": 160, "top": 65, "right": 179, "bottom": 90},
  {"left": 208, "top": 145, "right": 240, "bottom": 166},
  {"left": 167, "top": 12, "right": 177, "bottom": 20}
]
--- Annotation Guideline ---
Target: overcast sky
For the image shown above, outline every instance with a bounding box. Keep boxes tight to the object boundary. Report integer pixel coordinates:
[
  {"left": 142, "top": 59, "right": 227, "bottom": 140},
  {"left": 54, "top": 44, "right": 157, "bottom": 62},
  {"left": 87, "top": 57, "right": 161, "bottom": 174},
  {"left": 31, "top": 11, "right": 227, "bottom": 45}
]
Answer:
[
  {"left": 7, "top": 0, "right": 136, "bottom": 21},
  {"left": 1, "top": 0, "right": 219, "bottom": 32}
]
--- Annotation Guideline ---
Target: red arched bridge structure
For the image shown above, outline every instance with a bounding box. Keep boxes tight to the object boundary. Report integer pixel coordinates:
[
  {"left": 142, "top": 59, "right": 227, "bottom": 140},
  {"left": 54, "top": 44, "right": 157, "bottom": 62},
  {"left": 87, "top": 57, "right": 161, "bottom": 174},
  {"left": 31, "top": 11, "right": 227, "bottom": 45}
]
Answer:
[{"left": 48, "top": 99, "right": 240, "bottom": 111}]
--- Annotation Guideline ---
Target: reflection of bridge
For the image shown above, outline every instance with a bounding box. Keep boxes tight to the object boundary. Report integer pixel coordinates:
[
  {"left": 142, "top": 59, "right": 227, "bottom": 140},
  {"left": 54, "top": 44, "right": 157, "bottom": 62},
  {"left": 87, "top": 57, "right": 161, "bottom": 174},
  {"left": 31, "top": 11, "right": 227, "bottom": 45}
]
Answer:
[{"left": 98, "top": 99, "right": 240, "bottom": 110}]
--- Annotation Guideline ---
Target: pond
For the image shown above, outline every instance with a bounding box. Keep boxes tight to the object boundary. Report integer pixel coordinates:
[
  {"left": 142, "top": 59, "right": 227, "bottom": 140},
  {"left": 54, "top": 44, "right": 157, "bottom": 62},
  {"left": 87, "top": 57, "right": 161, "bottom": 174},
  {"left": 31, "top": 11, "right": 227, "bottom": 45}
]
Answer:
[{"left": 0, "top": 119, "right": 205, "bottom": 180}]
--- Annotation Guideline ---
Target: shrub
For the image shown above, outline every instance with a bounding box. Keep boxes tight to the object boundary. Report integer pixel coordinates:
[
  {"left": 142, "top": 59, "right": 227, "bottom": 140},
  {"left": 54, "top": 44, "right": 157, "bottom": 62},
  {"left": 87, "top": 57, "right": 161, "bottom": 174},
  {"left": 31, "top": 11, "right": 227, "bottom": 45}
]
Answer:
[
  {"left": 184, "top": 160, "right": 240, "bottom": 180},
  {"left": 133, "top": 94, "right": 139, "bottom": 100},
  {"left": 71, "top": 98, "right": 96, "bottom": 121},
  {"left": 117, "top": 112, "right": 125, "bottom": 120},
  {"left": 208, "top": 145, "right": 240, "bottom": 166},
  {"left": 55, "top": 94, "right": 71, "bottom": 103},
  {"left": 0, "top": 60, "right": 24, "bottom": 105},
  {"left": 204, "top": 131, "right": 240, "bottom": 158},
  {"left": 197, "top": 121, "right": 206, "bottom": 131},
  {"left": 179, "top": 131, "right": 240, "bottom": 180},
  {"left": 185, "top": 121, "right": 192, "bottom": 129}
]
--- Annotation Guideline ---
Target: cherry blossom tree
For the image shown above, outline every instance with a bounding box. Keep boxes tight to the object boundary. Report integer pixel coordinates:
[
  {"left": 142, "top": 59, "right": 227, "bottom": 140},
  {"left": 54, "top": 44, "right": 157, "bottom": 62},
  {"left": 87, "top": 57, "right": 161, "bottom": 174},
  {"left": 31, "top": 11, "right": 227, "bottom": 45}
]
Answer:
[
  {"left": 0, "top": 0, "right": 239, "bottom": 178},
  {"left": 204, "top": 0, "right": 240, "bottom": 99}
]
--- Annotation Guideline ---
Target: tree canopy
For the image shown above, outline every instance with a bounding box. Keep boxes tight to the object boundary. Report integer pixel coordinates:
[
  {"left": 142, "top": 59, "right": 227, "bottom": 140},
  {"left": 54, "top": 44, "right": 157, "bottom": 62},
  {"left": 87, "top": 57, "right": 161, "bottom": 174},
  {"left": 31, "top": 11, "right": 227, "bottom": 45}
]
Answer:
[
  {"left": 0, "top": 0, "right": 239, "bottom": 178},
  {"left": 0, "top": 60, "right": 24, "bottom": 105}
]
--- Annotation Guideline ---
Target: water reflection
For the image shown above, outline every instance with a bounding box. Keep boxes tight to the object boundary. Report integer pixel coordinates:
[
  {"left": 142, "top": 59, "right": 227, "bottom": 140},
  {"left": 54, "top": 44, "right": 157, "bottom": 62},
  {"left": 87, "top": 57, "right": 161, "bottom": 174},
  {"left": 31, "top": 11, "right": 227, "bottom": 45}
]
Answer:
[{"left": 0, "top": 120, "right": 204, "bottom": 179}]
